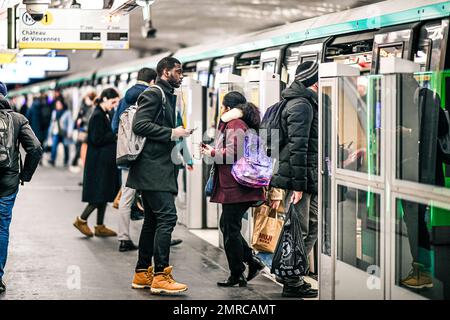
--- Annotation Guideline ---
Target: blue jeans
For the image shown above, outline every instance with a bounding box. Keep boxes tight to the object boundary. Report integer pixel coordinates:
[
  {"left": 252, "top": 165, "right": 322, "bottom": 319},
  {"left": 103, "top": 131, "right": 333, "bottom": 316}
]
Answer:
[
  {"left": 0, "top": 191, "right": 18, "bottom": 279},
  {"left": 51, "top": 134, "right": 69, "bottom": 165}
]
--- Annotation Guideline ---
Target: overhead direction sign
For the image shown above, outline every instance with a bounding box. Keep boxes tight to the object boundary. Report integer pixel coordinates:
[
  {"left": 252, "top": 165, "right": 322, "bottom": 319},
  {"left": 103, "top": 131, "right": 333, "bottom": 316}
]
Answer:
[{"left": 17, "top": 9, "right": 129, "bottom": 50}]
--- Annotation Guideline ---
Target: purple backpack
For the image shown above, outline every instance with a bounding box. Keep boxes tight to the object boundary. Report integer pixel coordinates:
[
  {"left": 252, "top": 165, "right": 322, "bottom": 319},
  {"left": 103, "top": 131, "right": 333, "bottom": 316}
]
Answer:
[{"left": 231, "top": 131, "right": 273, "bottom": 188}]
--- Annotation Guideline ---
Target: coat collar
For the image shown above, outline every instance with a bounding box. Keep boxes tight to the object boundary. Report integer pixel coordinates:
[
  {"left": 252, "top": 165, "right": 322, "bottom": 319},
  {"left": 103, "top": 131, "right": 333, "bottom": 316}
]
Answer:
[
  {"left": 155, "top": 78, "right": 175, "bottom": 95},
  {"left": 220, "top": 108, "right": 243, "bottom": 123}
]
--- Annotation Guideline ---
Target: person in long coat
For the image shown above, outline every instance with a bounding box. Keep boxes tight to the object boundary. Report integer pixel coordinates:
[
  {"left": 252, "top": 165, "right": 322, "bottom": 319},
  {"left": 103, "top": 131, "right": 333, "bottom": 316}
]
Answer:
[{"left": 73, "top": 88, "right": 121, "bottom": 237}]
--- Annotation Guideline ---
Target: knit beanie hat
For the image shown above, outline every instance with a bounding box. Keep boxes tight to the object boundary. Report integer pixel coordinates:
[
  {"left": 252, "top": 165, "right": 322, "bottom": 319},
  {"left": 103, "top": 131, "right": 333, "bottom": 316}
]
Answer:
[{"left": 294, "top": 61, "right": 319, "bottom": 88}]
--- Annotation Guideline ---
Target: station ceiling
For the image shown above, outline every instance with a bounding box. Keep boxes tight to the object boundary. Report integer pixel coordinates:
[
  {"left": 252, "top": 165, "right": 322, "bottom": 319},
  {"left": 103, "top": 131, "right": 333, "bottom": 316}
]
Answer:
[{"left": 2, "top": 0, "right": 383, "bottom": 75}]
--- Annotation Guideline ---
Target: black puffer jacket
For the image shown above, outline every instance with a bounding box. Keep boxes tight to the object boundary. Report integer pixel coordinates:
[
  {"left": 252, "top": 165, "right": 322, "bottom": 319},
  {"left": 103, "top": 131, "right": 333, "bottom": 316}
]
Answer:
[
  {"left": 0, "top": 95, "right": 43, "bottom": 197},
  {"left": 270, "top": 81, "right": 318, "bottom": 194}
]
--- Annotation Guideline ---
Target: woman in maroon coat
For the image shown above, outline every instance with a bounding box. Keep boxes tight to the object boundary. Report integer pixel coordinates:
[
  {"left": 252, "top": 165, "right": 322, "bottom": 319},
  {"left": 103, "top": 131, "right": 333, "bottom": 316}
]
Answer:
[{"left": 201, "top": 91, "right": 266, "bottom": 287}]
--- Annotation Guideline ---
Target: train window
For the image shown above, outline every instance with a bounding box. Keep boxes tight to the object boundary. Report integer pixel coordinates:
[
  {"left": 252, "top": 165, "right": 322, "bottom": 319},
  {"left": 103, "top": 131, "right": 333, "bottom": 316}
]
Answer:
[
  {"left": 337, "top": 185, "right": 381, "bottom": 272},
  {"left": 414, "top": 41, "right": 432, "bottom": 72},
  {"left": 378, "top": 43, "right": 404, "bottom": 59},
  {"left": 300, "top": 54, "right": 317, "bottom": 64},
  {"left": 197, "top": 70, "right": 209, "bottom": 87},
  {"left": 262, "top": 60, "right": 276, "bottom": 73},
  {"left": 220, "top": 65, "right": 232, "bottom": 74}
]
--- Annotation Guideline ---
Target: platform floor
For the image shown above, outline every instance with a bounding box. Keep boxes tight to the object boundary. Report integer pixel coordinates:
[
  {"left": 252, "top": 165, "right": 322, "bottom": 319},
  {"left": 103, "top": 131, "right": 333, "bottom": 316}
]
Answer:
[{"left": 0, "top": 165, "right": 306, "bottom": 300}]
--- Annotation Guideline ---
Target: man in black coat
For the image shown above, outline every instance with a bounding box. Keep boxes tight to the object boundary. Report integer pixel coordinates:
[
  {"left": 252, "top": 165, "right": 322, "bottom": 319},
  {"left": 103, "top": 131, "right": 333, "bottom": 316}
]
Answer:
[
  {"left": 127, "top": 57, "right": 191, "bottom": 294},
  {"left": 269, "top": 61, "right": 319, "bottom": 298},
  {"left": 0, "top": 82, "right": 42, "bottom": 294}
]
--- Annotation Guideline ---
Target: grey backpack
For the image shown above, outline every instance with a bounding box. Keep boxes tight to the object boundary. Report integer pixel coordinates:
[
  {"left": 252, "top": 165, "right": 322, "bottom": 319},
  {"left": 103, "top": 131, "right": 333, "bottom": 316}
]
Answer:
[
  {"left": 116, "top": 85, "right": 166, "bottom": 167},
  {"left": 0, "top": 110, "right": 14, "bottom": 170}
]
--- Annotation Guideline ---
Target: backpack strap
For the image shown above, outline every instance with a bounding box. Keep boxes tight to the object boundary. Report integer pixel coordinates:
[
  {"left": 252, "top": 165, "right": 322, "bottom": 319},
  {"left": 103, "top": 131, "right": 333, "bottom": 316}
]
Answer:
[
  {"left": 148, "top": 85, "right": 167, "bottom": 124},
  {"left": 150, "top": 84, "right": 167, "bottom": 105}
]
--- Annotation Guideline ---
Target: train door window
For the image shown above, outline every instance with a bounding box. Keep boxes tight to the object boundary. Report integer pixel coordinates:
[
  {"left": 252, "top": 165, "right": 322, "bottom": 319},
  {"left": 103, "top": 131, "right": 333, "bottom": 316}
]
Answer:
[
  {"left": 300, "top": 54, "right": 317, "bottom": 65},
  {"left": 220, "top": 65, "right": 232, "bottom": 74},
  {"left": 262, "top": 60, "right": 276, "bottom": 73},
  {"left": 414, "top": 40, "right": 432, "bottom": 72},
  {"left": 197, "top": 70, "right": 209, "bottom": 87},
  {"left": 236, "top": 51, "right": 261, "bottom": 77},
  {"left": 376, "top": 42, "right": 404, "bottom": 73},
  {"left": 378, "top": 43, "right": 404, "bottom": 59}
]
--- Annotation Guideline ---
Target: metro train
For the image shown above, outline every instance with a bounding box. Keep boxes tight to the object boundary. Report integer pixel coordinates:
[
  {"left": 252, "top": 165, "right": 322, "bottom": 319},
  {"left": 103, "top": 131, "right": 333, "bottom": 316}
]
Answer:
[{"left": 7, "top": 0, "right": 450, "bottom": 300}]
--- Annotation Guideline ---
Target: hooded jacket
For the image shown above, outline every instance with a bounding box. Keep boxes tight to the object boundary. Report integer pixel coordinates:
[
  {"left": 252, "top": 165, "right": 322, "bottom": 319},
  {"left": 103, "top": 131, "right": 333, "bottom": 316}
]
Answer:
[
  {"left": 270, "top": 81, "right": 318, "bottom": 194},
  {"left": 0, "top": 95, "right": 43, "bottom": 197},
  {"left": 111, "top": 81, "right": 148, "bottom": 135}
]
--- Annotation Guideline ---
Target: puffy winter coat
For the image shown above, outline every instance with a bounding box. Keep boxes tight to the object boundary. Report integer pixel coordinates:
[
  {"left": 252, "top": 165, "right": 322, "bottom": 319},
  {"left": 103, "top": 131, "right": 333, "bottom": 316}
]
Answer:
[{"left": 270, "top": 81, "right": 318, "bottom": 194}]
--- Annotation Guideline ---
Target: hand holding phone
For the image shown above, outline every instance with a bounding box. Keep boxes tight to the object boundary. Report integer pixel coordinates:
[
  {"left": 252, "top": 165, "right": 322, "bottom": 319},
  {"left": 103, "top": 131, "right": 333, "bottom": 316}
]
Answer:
[{"left": 188, "top": 127, "right": 198, "bottom": 134}]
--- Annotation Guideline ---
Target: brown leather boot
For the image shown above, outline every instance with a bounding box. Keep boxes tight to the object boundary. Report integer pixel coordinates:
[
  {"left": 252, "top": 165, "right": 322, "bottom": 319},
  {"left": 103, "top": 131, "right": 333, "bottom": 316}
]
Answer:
[
  {"left": 132, "top": 266, "right": 153, "bottom": 289},
  {"left": 151, "top": 266, "right": 188, "bottom": 295},
  {"left": 73, "top": 217, "right": 93, "bottom": 237},
  {"left": 94, "top": 225, "right": 117, "bottom": 237}
]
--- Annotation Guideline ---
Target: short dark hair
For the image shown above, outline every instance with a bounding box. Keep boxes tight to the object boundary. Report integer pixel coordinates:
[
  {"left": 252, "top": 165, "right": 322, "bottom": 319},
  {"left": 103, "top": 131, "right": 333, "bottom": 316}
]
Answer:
[
  {"left": 156, "top": 56, "right": 181, "bottom": 77},
  {"left": 137, "top": 67, "right": 157, "bottom": 83},
  {"left": 94, "top": 87, "right": 119, "bottom": 106}
]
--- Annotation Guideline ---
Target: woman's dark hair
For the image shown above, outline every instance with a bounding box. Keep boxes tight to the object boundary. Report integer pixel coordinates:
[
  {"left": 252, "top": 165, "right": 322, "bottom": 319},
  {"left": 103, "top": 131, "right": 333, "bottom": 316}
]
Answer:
[
  {"left": 94, "top": 87, "right": 119, "bottom": 106},
  {"left": 223, "top": 91, "right": 247, "bottom": 109},
  {"left": 222, "top": 91, "right": 260, "bottom": 130}
]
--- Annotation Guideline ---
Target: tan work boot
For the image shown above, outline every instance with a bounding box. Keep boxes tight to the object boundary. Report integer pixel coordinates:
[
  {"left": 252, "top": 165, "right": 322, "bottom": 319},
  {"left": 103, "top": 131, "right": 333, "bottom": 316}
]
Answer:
[
  {"left": 401, "top": 263, "right": 433, "bottom": 289},
  {"left": 73, "top": 217, "right": 94, "bottom": 237},
  {"left": 132, "top": 266, "right": 154, "bottom": 289},
  {"left": 94, "top": 225, "right": 117, "bottom": 237},
  {"left": 151, "top": 266, "right": 188, "bottom": 295}
]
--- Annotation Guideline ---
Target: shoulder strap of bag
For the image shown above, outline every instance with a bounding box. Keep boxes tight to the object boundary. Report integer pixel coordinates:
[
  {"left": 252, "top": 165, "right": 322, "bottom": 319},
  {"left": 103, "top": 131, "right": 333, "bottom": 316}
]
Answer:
[
  {"left": 151, "top": 84, "right": 167, "bottom": 104},
  {"left": 149, "top": 85, "right": 167, "bottom": 124}
]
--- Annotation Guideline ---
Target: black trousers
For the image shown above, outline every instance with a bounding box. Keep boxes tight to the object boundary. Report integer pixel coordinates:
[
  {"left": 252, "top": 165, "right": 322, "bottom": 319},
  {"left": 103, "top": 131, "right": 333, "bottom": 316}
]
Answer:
[
  {"left": 220, "top": 202, "right": 254, "bottom": 277},
  {"left": 136, "top": 191, "right": 177, "bottom": 273}
]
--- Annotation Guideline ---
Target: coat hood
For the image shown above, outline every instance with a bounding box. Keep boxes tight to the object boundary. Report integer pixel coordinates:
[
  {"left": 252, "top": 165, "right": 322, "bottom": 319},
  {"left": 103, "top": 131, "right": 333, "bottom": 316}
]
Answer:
[
  {"left": 281, "top": 80, "right": 318, "bottom": 106},
  {"left": 0, "top": 94, "right": 11, "bottom": 110},
  {"left": 220, "top": 108, "right": 244, "bottom": 123}
]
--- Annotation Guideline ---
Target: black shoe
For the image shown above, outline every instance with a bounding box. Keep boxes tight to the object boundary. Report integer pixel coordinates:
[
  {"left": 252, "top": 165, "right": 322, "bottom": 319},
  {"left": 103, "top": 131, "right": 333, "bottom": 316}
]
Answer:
[
  {"left": 247, "top": 256, "right": 265, "bottom": 281},
  {"left": 130, "top": 208, "right": 144, "bottom": 221},
  {"left": 119, "top": 240, "right": 138, "bottom": 252},
  {"left": 170, "top": 239, "right": 183, "bottom": 246},
  {"left": 0, "top": 279, "right": 5, "bottom": 294},
  {"left": 217, "top": 274, "right": 247, "bottom": 287},
  {"left": 282, "top": 283, "right": 318, "bottom": 298}
]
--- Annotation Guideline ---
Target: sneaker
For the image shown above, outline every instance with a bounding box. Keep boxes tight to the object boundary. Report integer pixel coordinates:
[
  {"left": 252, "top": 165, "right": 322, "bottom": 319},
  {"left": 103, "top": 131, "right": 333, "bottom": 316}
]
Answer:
[
  {"left": 94, "top": 225, "right": 117, "bottom": 237},
  {"left": 401, "top": 263, "right": 433, "bottom": 289},
  {"left": 0, "top": 279, "right": 5, "bottom": 294},
  {"left": 73, "top": 217, "right": 94, "bottom": 237},
  {"left": 151, "top": 266, "right": 188, "bottom": 295},
  {"left": 132, "top": 266, "right": 153, "bottom": 289},
  {"left": 282, "top": 283, "right": 318, "bottom": 298}
]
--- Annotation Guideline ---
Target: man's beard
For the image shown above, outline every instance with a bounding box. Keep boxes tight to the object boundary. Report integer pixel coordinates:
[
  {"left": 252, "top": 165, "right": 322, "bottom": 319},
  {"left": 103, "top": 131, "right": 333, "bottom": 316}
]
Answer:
[{"left": 168, "top": 77, "right": 181, "bottom": 88}]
